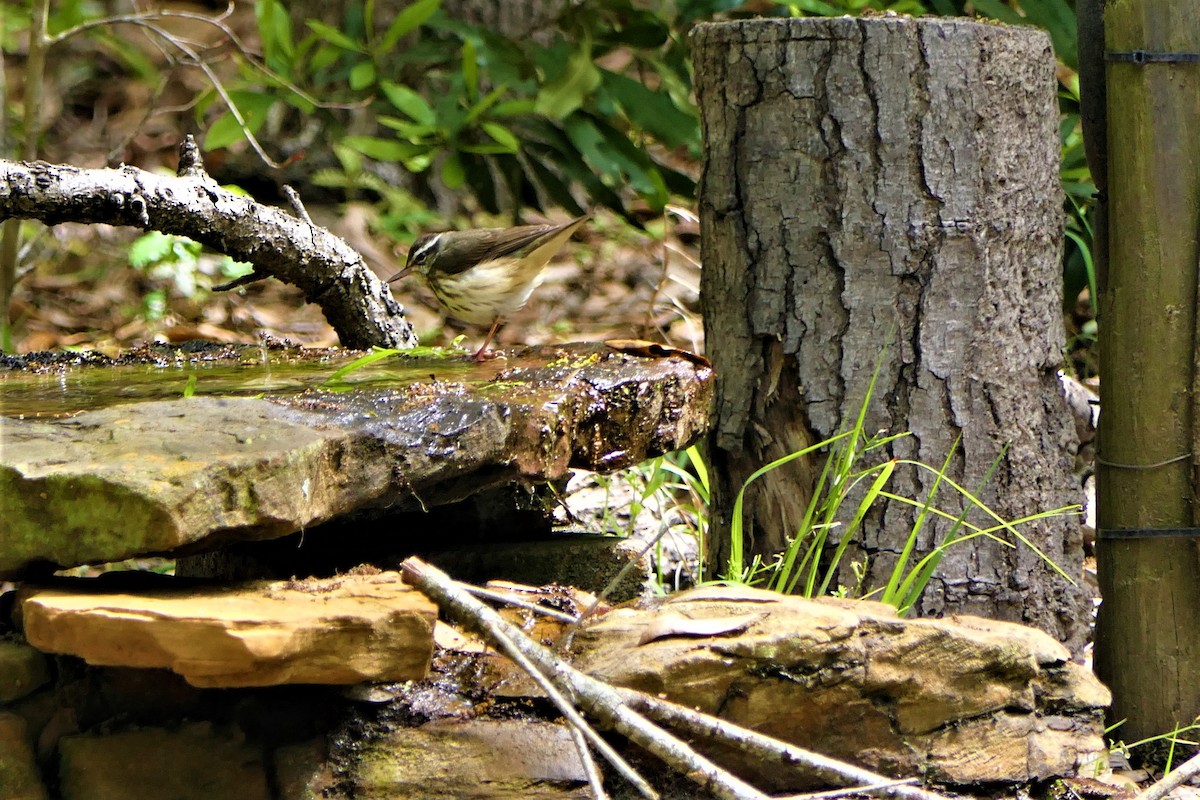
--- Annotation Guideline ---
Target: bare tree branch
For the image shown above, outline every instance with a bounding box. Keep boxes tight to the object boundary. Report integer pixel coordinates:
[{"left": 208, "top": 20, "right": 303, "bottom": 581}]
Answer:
[{"left": 0, "top": 138, "right": 417, "bottom": 350}]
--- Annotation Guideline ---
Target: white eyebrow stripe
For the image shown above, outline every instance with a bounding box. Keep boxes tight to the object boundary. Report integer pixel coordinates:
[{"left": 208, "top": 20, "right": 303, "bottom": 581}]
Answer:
[{"left": 411, "top": 233, "right": 443, "bottom": 262}]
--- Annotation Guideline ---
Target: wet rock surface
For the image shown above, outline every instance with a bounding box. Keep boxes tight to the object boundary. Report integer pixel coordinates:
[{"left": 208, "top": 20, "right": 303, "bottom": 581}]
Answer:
[{"left": 0, "top": 342, "right": 713, "bottom": 576}]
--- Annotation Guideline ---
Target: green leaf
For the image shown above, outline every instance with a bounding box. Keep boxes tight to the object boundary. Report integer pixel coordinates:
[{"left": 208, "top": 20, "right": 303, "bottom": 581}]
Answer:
[
  {"left": 380, "top": 81, "right": 436, "bottom": 125},
  {"left": 521, "top": 120, "right": 630, "bottom": 219},
  {"left": 381, "top": 0, "right": 442, "bottom": 51},
  {"left": 379, "top": 116, "right": 439, "bottom": 141},
  {"left": 349, "top": 60, "right": 377, "bottom": 90},
  {"left": 535, "top": 40, "right": 601, "bottom": 120},
  {"left": 441, "top": 153, "right": 466, "bottom": 189},
  {"left": 342, "top": 135, "right": 426, "bottom": 161},
  {"left": 323, "top": 348, "right": 403, "bottom": 384},
  {"left": 462, "top": 38, "right": 479, "bottom": 101},
  {"left": 563, "top": 115, "right": 619, "bottom": 178},
  {"left": 129, "top": 232, "right": 177, "bottom": 268},
  {"left": 309, "top": 42, "right": 343, "bottom": 73},
  {"left": 306, "top": 20, "right": 366, "bottom": 53},
  {"left": 566, "top": 114, "right": 668, "bottom": 208},
  {"left": 490, "top": 99, "right": 538, "bottom": 118},
  {"left": 92, "top": 30, "right": 159, "bottom": 82},
  {"left": 600, "top": 70, "right": 698, "bottom": 149},
  {"left": 204, "top": 92, "right": 278, "bottom": 150},
  {"left": 459, "top": 143, "right": 520, "bottom": 155},
  {"left": 464, "top": 85, "right": 509, "bottom": 125},
  {"left": 255, "top": 0, "right": 294, "bottom": 67},
  {"left": 363, "top": 0, "right": 376, "bottom": 35},
  {"left": 789, "top": 0, "right": 846, "bottom": 15},
  {"left": 480, "top": 121, "right": 519, "bottom": 152},
  {"left": 1016, "top": 0, "right": 1077, "bottom": 67}
]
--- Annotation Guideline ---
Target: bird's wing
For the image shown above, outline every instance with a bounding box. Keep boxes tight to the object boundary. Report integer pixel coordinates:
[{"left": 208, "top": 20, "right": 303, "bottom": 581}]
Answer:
[{"left": 437, "top": 219, "right": 581, "bottom": 275}]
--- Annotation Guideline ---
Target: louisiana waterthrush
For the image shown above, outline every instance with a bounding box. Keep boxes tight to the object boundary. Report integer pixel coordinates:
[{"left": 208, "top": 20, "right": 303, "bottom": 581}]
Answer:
[{"left": 387, "top": 215, "right": 589, "bottom": 360}]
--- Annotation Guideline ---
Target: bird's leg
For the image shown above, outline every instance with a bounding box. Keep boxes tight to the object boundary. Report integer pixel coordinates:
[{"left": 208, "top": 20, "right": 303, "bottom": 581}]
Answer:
[{"left": 473, "top": 317, "right": 504, "bottom": 361}]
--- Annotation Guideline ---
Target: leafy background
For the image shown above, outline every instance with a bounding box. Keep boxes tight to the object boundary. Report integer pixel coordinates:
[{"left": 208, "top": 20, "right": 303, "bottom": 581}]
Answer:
[{"left": 1, "top": 0, "right": 1092, "bottom": 374}]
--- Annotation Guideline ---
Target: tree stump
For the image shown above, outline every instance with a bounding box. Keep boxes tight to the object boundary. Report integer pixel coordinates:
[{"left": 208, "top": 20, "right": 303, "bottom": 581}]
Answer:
[{"left": 693, "top": 17, "right": 1090, "bottom": 651}]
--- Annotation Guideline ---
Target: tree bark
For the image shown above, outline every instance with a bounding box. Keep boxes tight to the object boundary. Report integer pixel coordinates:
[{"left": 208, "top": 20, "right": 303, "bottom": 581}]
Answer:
[{"left": 694, "top": 17, "right": 1090, "bottom": 652}]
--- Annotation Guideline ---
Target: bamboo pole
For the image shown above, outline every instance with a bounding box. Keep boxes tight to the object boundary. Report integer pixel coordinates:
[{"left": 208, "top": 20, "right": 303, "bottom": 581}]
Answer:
[{"left": 1095, "top": 0, "right": 1200, "bottom": 742}]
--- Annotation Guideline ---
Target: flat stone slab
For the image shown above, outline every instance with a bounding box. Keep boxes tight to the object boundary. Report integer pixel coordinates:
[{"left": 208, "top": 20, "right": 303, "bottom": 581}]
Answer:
[
  {"left": 0, "top": 342, "right": 712, "bottom": 575},
  {"left": 19, "top": 570, "right": 436, "bottom": 687}
]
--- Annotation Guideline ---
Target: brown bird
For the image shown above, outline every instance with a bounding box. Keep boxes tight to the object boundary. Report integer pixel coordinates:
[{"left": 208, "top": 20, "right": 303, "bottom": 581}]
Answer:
[{"left": 388, "top": 215, "right": 589, "bottom": 360}]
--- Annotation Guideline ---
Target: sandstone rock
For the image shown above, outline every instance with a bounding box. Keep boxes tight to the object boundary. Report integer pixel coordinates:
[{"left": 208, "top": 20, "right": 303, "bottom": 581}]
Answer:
[
  {"left": 58, "top": 721, "right": 269, "bottom": 800},
  {"left": 19, "top": 571, "right": 435, "bottom": 687},
  {"left": 0, "top": 342, "right": 711, "bottom": 575},
  {"left": 0, "top": 641, "right": 49, "bottom": 703},
  {"left": 0, "top": 711, "right": 48, "bottom": 800},
  {"left": 571, "top": 585, "right": 1110, "bottom": 788},
  {"left": 351, "top": 718, "right": 590, "bottom": 799}
]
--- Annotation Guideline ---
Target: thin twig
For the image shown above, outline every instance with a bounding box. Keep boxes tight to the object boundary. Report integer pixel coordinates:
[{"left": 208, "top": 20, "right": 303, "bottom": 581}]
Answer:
[
  {"left": 618, "top": 691, "right": 948, "bottom": 800},
  {"left": 284, "top": 186, "right": 315, "bottom": 226},
  {"left": 440, "top": 579, "right": 658, "bottom": 798},
  {"left": 401, "top": 557, "right": 771, "bottom": 800},
  {"left": 47, "top": 4, "right": 324, "bottom": 110},
  {"left": 1133, "top": 749, "right": 1200, "bottom": 800},
  {"left": 47, "top": 10, "right": 283, "bottom": 167},
  {"left": 564, "top": 518, "right": 677, "bottom": 649},
  {"left": 462, "top": 584, "right": 580, "bottom": 624},
  {"left": 567, "top": 715, "right": 612, "bottom": 800}
]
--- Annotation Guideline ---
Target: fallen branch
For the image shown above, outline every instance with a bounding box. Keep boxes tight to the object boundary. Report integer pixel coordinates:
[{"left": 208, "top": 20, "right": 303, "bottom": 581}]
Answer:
[
  {"left": 0, "top": 138, "right": 416, "bottom": 350},
  {"left": 778, "top": 778, "right": 920, "bottom": 800},
  {"left": 618, "top": 690, "right": 947, "bottom": 800},
  {"left": 401, "top": 556, "right": 952, "bottom": 800},
  {"left": 467, "top": 605, "right": 657, "bottom": 799},
  {"left": 402, "top": 556, "right": 769, "bottom": 800},
  {"left": 568, "top": 720, "right": 612, "bottom": 800}
]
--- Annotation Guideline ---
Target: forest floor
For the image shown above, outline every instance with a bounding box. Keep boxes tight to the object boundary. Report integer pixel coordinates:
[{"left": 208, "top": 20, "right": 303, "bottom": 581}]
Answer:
[{"left": 9, "top": 204, "right": 703, "bottom": 361}]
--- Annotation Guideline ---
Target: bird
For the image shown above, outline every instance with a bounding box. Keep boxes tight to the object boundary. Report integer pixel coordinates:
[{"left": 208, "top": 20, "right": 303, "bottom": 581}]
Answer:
[{"left": 387, "top": 215, "right": 589, "bottom": 361}]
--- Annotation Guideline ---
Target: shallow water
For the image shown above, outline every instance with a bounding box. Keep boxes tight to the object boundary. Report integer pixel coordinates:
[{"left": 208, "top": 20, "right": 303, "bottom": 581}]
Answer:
[{"left": 0, "top": 346, "right": 488, "bottom": 419}]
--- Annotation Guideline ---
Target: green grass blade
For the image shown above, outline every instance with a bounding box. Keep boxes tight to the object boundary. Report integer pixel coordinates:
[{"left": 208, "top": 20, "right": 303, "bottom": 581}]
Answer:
[
  {"left": 323, "top": 347, "right": 402, "bottom": 384},
  {"left": 726, "top": 430, "right": 854, "bottom": 582},
  {"left": 878, "top": 438, "right": 957, "bottom": 606},
  {"left": 817, "top": 458, "right": 896, "bottom": 596}
]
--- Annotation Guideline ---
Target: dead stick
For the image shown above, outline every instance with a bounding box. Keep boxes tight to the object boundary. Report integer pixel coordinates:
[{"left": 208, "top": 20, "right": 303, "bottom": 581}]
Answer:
[
  {"left": 1133, "top": 749, "right": 1200, "bottom": 800},
  {"left": 401, "top": 557, "right": 769, "bottom": 800},
  {"left": 567, "top": 718, "right": 612, "bottom": 800},
  {"left": 469, "top": 603, "right": 656, "bottom": 799},
  {"left": 618, "top": 690, "right": 950, "bottom": 800}
]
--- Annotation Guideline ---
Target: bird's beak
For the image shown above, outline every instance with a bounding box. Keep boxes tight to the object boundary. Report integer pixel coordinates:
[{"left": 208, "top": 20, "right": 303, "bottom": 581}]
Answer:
[{"left": 386, "top": 265, "right": 413, "bottom": 284}]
